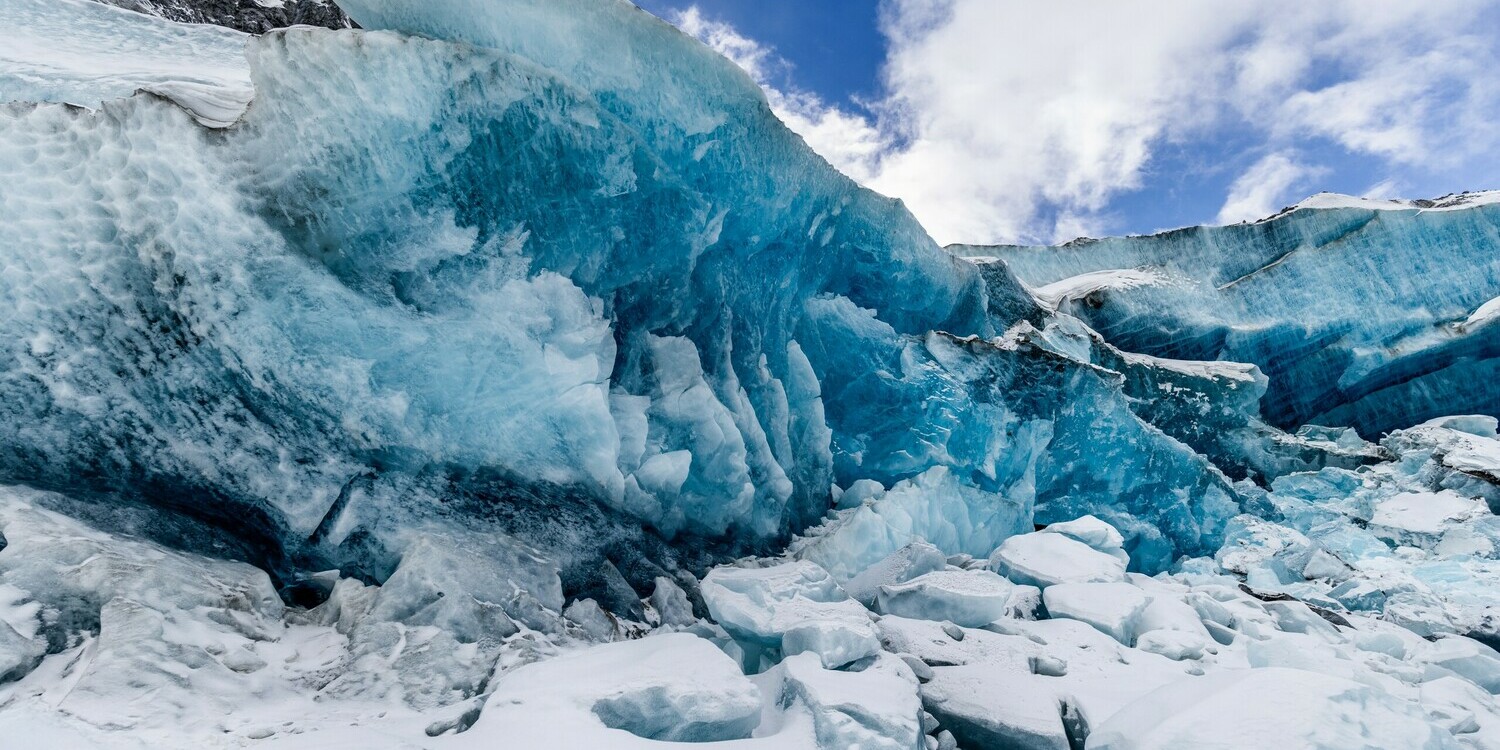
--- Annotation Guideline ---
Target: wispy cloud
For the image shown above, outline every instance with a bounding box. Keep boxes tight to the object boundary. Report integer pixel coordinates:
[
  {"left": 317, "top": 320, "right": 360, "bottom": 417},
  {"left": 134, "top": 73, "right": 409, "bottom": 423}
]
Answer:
[{"left": 1217, "top": 152, "right": 1326, "bottom": 224}]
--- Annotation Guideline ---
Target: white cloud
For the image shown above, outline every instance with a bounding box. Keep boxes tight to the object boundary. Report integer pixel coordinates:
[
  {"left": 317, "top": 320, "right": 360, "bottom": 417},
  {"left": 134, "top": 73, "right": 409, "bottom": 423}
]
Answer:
[
  {"left": 1361, "top": 178, "right": 1404, "bottom": 201},
  {"left": 1217, "top": 152, "right": 1326, "bottom": 224},
  {"left": 668, "top": 1, "right": 1500, "bottom": 245}
]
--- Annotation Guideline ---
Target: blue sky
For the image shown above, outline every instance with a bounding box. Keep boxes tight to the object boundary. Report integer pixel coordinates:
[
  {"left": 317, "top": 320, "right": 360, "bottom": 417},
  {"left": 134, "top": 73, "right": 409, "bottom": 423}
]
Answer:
[{"left": 637, "top": 1, "right": 1500, "bottom": 246}]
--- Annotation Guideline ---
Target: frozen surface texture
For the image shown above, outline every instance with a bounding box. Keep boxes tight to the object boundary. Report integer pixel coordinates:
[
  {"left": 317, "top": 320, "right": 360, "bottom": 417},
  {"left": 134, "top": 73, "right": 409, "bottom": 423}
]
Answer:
[
  {"left": 0, "top": 452, "right": 1498, "bottom": 748},
  {"left": 966, "top": 194, "right": 1500, "bottom": 437},
  {"left": 3, "top": 0, "right": 1500, "bottom": 747},
  {"left": 0, "top": 0, "right": 253, "bottom": 126}
]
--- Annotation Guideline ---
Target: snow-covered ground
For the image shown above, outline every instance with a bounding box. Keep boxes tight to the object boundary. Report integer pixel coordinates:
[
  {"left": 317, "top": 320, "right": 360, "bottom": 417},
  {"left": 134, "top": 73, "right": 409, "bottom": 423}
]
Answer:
[
  {"left": 0, "top": 0, "right": 252, "bottom": 126},
  {"left": 3, "top": 414, "right": 1500, "bottom": 748}
]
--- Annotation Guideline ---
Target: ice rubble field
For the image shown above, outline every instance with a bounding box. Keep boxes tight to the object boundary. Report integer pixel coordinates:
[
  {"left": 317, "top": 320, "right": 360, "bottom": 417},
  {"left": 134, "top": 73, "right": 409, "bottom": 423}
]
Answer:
[{"left": 0, "top": 0, "right": 1499, "bottom": 748}]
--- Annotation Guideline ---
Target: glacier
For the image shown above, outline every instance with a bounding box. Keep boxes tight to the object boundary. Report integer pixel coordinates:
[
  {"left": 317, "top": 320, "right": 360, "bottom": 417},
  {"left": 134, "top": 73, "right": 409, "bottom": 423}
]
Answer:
[
  {"left": 0, "top": 0, "right": 1260, "bottom": 585},
  {"left": 962, "top": 192, "right": 1500, "bottom": 439},
  {"left": 0, "top": 0, "right": 1499, "bottom": 747}
]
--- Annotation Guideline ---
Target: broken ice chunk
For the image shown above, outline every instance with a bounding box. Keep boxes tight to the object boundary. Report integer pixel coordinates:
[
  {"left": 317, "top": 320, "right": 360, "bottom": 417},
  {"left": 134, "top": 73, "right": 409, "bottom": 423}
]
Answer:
[
  {"left": 1039, "top": 514, "right": 1129, "bottom": 564},
  {"left": 701, "top": 561, "right": 876, "bottom": 667},
  {"left": 877, "top": 570, "right": 1015, "bottom": 628},
  {"left": 781, "top": 619, "right": 882, "bottom": 669},
  {"left": 647, "top": 576, "right": 697, "bottom": 628},
  {"left": 1368, "top": 492, "right": 1489, "bottom": 548},
  {"left": 465, "top": 633, "right": 762, "bottom": 744},
  {"left": 844, "top": 542, "right": 948, "bottom": 607},
  {"left": 988, "top": 532, "right": 1127, "bottom": 588},
  {"left": 773, "top": 652, "right": 924, "bottom": 750},
  {"left": 920, "top": 665, "right": 1073, "bottom": 750},
  {"left": 1041, "top": 582, "right": 1149, "bottom": 645}
]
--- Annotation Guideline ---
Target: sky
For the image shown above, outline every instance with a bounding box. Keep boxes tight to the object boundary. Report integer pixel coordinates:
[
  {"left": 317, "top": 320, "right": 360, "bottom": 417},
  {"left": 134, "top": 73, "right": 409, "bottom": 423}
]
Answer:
[{"left": 634, "top": 0, "right": 1500, "bottom": 246}]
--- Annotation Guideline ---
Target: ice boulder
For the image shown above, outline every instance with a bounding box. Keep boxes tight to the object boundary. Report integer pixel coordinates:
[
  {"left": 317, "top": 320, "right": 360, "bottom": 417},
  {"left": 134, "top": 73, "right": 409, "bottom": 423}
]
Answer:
[
  {"left": 1368, "top": 492, "right": 1489, "bottom": 548},
  {"left": 455, "top": 633, "right": 762, "bottom": 746},
  {"left": 701, "top": 561, "right": 877, "bottom": 668},
  {"left": 1042, "top": 582, "right": 1150, "bottom": 645},
  {"left": 773, "top": 652, "right": 924, "bottom": 750},
  {"left": 1041, "top": 515, "right": 1130, "bottom": 564},
  {"left": 1087, "top": 667, "right": 1461, "bottom": 750},
  {"left": 876, "top": 570, "right": 1015, "bottom": 628},
  {"left": 1419, "top": 636, "right": 1500, "bottom": 695},
  {"left": 921, "top": 665, "right": 1076, "bottom": 750},
  {"left": 1133, "top": 630, "right": 1209, "bottom": 662},
  {"left": 843, "top": 542, "right": 948, "bottom": 607},
  {"left": 989, "top": 532, "right": 1127, "bottom": 588},
  {"left": 0, "top": 618, "right": 41, "bottom": 684},
  {"left": 1131, "top": 595, "right": 1214, "bottom": 660},
  {"left": 647, "top": 576, "right": 698, "bottom": 628},
  {"left": 781, "top": 619, "right": 884, "bottom": 671},
  {"left": 1215, "top": 516, "right": 1316, "bottom": 585}
]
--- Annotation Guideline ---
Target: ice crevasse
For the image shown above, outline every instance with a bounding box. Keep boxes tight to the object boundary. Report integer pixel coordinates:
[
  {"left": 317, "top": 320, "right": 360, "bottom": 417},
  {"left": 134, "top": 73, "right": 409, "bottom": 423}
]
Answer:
[{"left": 0, "top": 0, "right": 1256, "bottom": 581}]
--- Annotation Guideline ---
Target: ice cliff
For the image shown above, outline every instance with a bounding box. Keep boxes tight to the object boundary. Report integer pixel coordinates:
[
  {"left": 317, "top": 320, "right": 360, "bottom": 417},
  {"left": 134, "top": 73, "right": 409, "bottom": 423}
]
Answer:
[
  {"left": 963, "top": 192, "right": 1500, "bottom": 439},
  {"left": 1, "top": 0, "right": 1500, "bottom": 747},
  {"left": 0, "top": 0, "right": 1261, "bottom": 584}
]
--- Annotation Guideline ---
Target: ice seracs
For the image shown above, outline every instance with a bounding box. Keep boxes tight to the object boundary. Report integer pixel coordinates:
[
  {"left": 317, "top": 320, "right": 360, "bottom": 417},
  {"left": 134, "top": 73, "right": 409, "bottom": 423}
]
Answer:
[
  {"left": 966, "top": 192, "right": 1500, "bottom": 437},
  {"left": 701, "top": 561, "right": 878, "bottom": 670}
]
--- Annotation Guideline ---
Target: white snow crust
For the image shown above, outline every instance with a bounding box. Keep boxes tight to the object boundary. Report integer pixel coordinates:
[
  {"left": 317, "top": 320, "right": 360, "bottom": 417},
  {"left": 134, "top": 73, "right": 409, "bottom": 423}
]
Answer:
[{"left": 0, "top": 0, "right": 252, "bottom": 126}]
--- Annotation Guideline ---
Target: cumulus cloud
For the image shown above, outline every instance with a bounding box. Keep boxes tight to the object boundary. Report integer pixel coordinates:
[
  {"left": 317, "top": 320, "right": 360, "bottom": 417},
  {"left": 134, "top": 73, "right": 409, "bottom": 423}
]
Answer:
[{"left": 668, "top": 1, "right": 1500, "bottom": 245}]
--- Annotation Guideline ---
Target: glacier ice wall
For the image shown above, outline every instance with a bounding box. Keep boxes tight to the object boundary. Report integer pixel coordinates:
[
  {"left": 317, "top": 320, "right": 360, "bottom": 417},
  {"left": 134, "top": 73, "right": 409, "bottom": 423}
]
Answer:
[
  {"left": 0, "top": 0, "right": 1252, "bottom": 583},
  {"left": 965, "top": 196, "right": 1500, "bottom": 438}
]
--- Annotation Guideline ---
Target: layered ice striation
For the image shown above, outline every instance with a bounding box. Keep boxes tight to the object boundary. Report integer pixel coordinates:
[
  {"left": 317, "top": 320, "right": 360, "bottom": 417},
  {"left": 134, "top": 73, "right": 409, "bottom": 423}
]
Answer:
[
  {"left": 0, "top": 0, "right": 1251, "bottom": 585},
  {"left": 964, "top": 193, "right": 1500, "bottom": 438}
]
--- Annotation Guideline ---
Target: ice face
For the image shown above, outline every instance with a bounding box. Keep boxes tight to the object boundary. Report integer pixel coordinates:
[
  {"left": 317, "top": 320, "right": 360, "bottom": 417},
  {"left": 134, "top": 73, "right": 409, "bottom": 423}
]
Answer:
[
  {"left": 0, "top": 0, "right": 1255, "bottom": 583},
  {"left": 968, "top": 197, "right": 1500, "bottom": 437}
]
